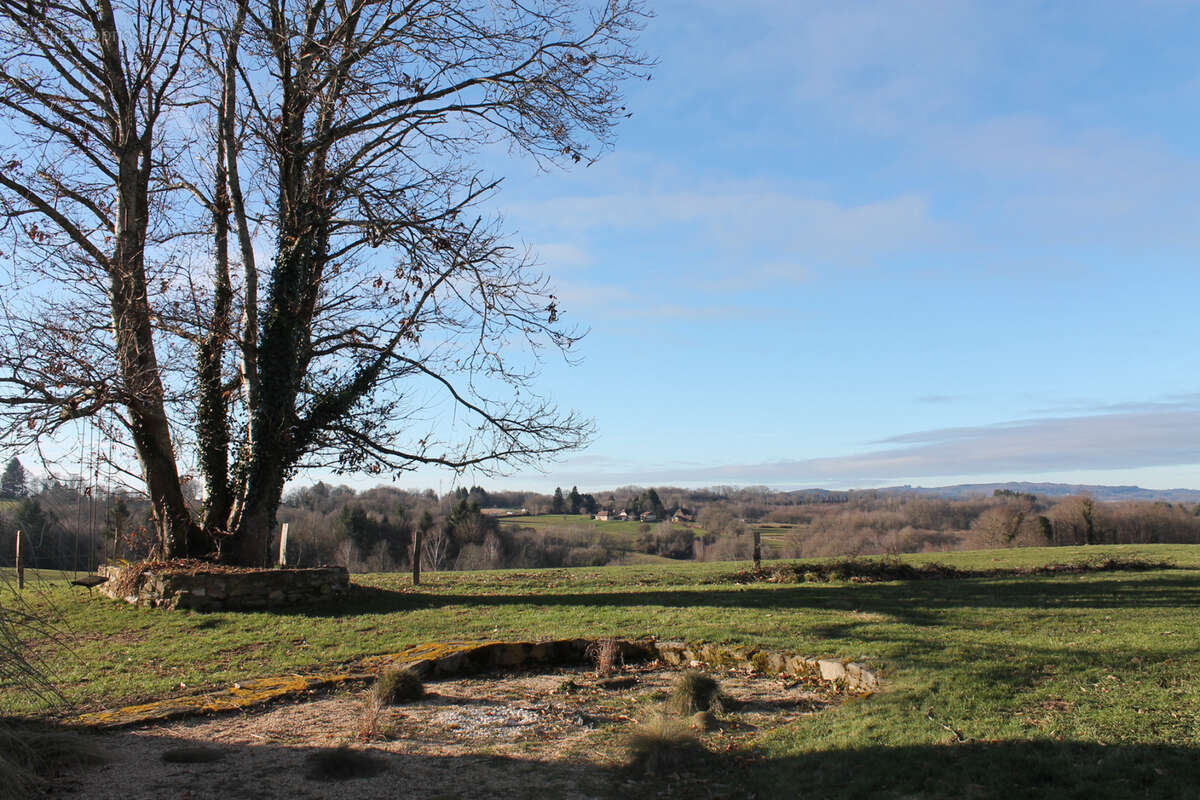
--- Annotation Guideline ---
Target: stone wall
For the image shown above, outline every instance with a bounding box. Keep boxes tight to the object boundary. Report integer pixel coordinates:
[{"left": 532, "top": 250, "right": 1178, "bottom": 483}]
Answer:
[
  {"left": 98, "top": 564, "right": 349, "bottom": 611},
  {"left": 369, "top": 638, "right": 879, "bottom": 693},
  {"left": 648, "top": 640, "right": 878, "bottom": 692}
]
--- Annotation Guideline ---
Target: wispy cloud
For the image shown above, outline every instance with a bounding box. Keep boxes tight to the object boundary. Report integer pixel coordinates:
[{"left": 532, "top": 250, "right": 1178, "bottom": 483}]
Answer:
[
  {"left": 551, "top": 278, "right": 755, "bottom": 322},
  {"left": 1028, "top": 394, "right": 1200, "bottom": 416},
  {"left": 540, "top": 406, "right": 1200, "bottom": 487},
  {"left": 509, "top": 185, "right": 947, "bottom": 288},
  {"left": 933, "top": 115, "right": 1200, "bottom": 245},
  {"left": 530, "top": 242, "right": 590, "bottom": 270}
]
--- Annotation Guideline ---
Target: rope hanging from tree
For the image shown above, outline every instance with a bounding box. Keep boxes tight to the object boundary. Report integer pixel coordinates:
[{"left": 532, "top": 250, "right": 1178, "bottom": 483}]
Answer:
[{"left": 69, "top": 420, "right": 108, "bottom": 591}]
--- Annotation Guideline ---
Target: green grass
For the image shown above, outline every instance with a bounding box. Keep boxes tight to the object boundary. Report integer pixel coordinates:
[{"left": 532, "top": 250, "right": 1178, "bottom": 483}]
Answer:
[{"left": 5, "top": 544, "right": 1200, "bottom": 797}]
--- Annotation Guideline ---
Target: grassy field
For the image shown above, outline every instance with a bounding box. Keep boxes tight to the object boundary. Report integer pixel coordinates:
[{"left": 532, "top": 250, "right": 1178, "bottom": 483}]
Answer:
[
  {"left": 498, "top": 513, "right": 800, "bottom": 560},
  {"left": 4, "top": 544, "right": 1200, "bottom": 797},
  {"left": 498, "top": 513, "right": 660, "bottom": 537}
]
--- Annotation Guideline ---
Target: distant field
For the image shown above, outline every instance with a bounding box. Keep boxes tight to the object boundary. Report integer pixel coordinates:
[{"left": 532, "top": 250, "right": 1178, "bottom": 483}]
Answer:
[
  {"left": 498, "top": 513, "right": 689, "bottom": 538},
  {"left": 6, "top": 544, "right": 1200, "bottom": 797},
  {"left": 501, "top": 514, "right": 807, "bottom": 559},
  {"left": 751, "top": 522, "right": 799, "bottom": 550}
]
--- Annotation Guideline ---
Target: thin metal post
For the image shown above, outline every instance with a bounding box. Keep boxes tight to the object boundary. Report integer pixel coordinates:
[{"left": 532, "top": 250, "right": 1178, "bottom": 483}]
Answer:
[
  {"left": 15, "top": 528, "right": 24, "bottom": 590},
  {"left": 412, "top": 528, "right": 421, "bottom": 587}
]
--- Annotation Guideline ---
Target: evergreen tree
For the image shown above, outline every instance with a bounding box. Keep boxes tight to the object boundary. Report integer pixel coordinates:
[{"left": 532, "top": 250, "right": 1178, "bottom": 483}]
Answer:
[
  {"left": 568, "top": 486, "right": 582, "bottom": 514},
  {"left": 551, "top": 487, "right": 565, "bottom": 514},
  {"left": 646, "top": 487, "right": 665, "bottom": 517},
  {"left": 0, "top": 457, "right": 26, "bottom": 499},
  {"left": 13, "top": 498, "right": 52, "bottom": 538}
]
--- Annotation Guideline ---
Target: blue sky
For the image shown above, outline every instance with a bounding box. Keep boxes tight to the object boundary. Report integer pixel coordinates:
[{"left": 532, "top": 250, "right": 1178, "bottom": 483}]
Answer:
[
  {"left": 9, "top": 1, "right": 1200, "bottom": 499},
  {"left": 385, "top": 0, "right": 1200, "bottom": 495}
]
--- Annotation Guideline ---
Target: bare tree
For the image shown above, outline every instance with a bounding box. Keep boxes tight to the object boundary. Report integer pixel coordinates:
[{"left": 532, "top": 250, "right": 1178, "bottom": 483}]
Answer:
[
  {"left": 0, "top": 0, "right": 205, "bottom": 556},
  {"left": 0, "top": 0, "right": 649, "bottom": 565},
  {"left": 971, "top": 504, "right": 1027, "bottom": 547}
]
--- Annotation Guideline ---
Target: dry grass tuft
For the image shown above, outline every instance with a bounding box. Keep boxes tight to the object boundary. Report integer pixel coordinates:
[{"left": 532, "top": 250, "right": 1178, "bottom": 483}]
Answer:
[
  {"left": 356, "top": 692, "right": 393, "bottom": 741},
  {"left": 372, "top": 666, "right": 424, "bottom": 705},
  {"left": 0, "top": 723, "right": 106, "bottom": 798},
  {"left": 667, "top": 670, "right": 726, "bottom": 716},
  {"left": 588, "top": 637, "right": 620, "bottom": 677},
  {"left": 626, "top": 711, "right": 705, "bottom": 776}
]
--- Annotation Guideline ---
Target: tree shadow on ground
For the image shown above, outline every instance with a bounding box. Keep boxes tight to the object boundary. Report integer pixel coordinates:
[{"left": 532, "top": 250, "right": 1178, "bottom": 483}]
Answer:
[
  {"left": 38, "top": 719, "right": 1200, "bottom": 800},
  {"left": 258, "top": 572, "right": 1200, "bottom": 705},
  {"left": 289, "top": 573, "right": 1200, "bottom": 627},
  {"left": 752, "top": 739, "right": 1200, "bottom": 800}
]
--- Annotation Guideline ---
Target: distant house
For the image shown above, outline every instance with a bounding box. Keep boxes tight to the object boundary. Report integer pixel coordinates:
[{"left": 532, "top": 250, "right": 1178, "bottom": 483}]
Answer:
[
  {"left": 639, "top": 511, "right": 658, "bottom": 523},
  {"left": 616, "top": 509, "right": 631, "bottom": 521},
  {"left": 671, "top": 508, "right": 694, "bottom": 523},
  {"left": 594, "top": 510, "right": 612, "bottom": 521}
]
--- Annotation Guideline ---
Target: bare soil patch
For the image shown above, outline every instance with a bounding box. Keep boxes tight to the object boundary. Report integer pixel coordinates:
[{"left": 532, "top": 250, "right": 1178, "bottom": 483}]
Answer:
[{"left": 49, "top": 663, "right": 843, "bottom": 799}]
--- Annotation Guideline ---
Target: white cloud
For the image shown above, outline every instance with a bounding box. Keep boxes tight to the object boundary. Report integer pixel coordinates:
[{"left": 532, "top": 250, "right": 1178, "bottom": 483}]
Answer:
[{"left": 532, "top": 405, "right": 1200, "bottom": 487}]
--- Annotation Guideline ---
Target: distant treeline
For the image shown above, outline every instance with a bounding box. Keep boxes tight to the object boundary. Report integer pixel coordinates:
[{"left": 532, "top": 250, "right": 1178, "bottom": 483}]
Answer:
[
  {"left": 765, "top": 490, "right": 1200, "bottom": 557},
  {"left": 276, "top": 483, "right": 1200, "bottom": 570},
  {"left": 0, "top": 479, "right": 150, "bottom": 572},
  {"left": 4, "top": 471, "right": 1200, "bottom": 572}
]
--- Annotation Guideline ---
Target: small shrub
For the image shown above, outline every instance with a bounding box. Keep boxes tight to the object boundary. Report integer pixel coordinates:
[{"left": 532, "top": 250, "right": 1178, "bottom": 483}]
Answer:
[
  {"left": 667, "top": 670, "right": 726, "bottom": 716},
  {"left": 372, "top": 666, "right": 424, "bottom": 705},
  {"left": 626, "top": 712, "right": 704, "bottom": 776},
  {"left": 304, "top": 746, "right": 389, "bottom": 782}
]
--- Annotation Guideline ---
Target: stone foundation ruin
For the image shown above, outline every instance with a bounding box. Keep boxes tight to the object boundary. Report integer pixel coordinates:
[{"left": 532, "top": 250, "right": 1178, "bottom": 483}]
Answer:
[{"left": 98, "top": 562, "right": 349, "bottom": 611}]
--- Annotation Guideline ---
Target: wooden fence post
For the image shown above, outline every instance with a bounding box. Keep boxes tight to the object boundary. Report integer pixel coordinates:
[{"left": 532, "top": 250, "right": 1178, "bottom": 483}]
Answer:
[
  {"left": 15, "top": 528, "right": 24, "bottom": 590},
  {"left": 277, "top": 523, "right": 289, "bottom": 566},
  {"left": 412, "top": 529, "right": 421, "bottom": 587},
  {"left": 752, "top": 528, "right": 761, "bottom": 570}
]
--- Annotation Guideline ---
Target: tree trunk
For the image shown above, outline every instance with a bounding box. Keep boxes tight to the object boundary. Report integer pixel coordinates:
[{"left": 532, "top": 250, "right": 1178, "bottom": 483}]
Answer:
[
  {"left": 109, "top": 152, "right": 198, "bottom": 558},
  {"left": 231, "top": 477, "right": 283, "bottom": 567},
  {"left": 95, "top": 0, "right": 199, "bottom": 559}
]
